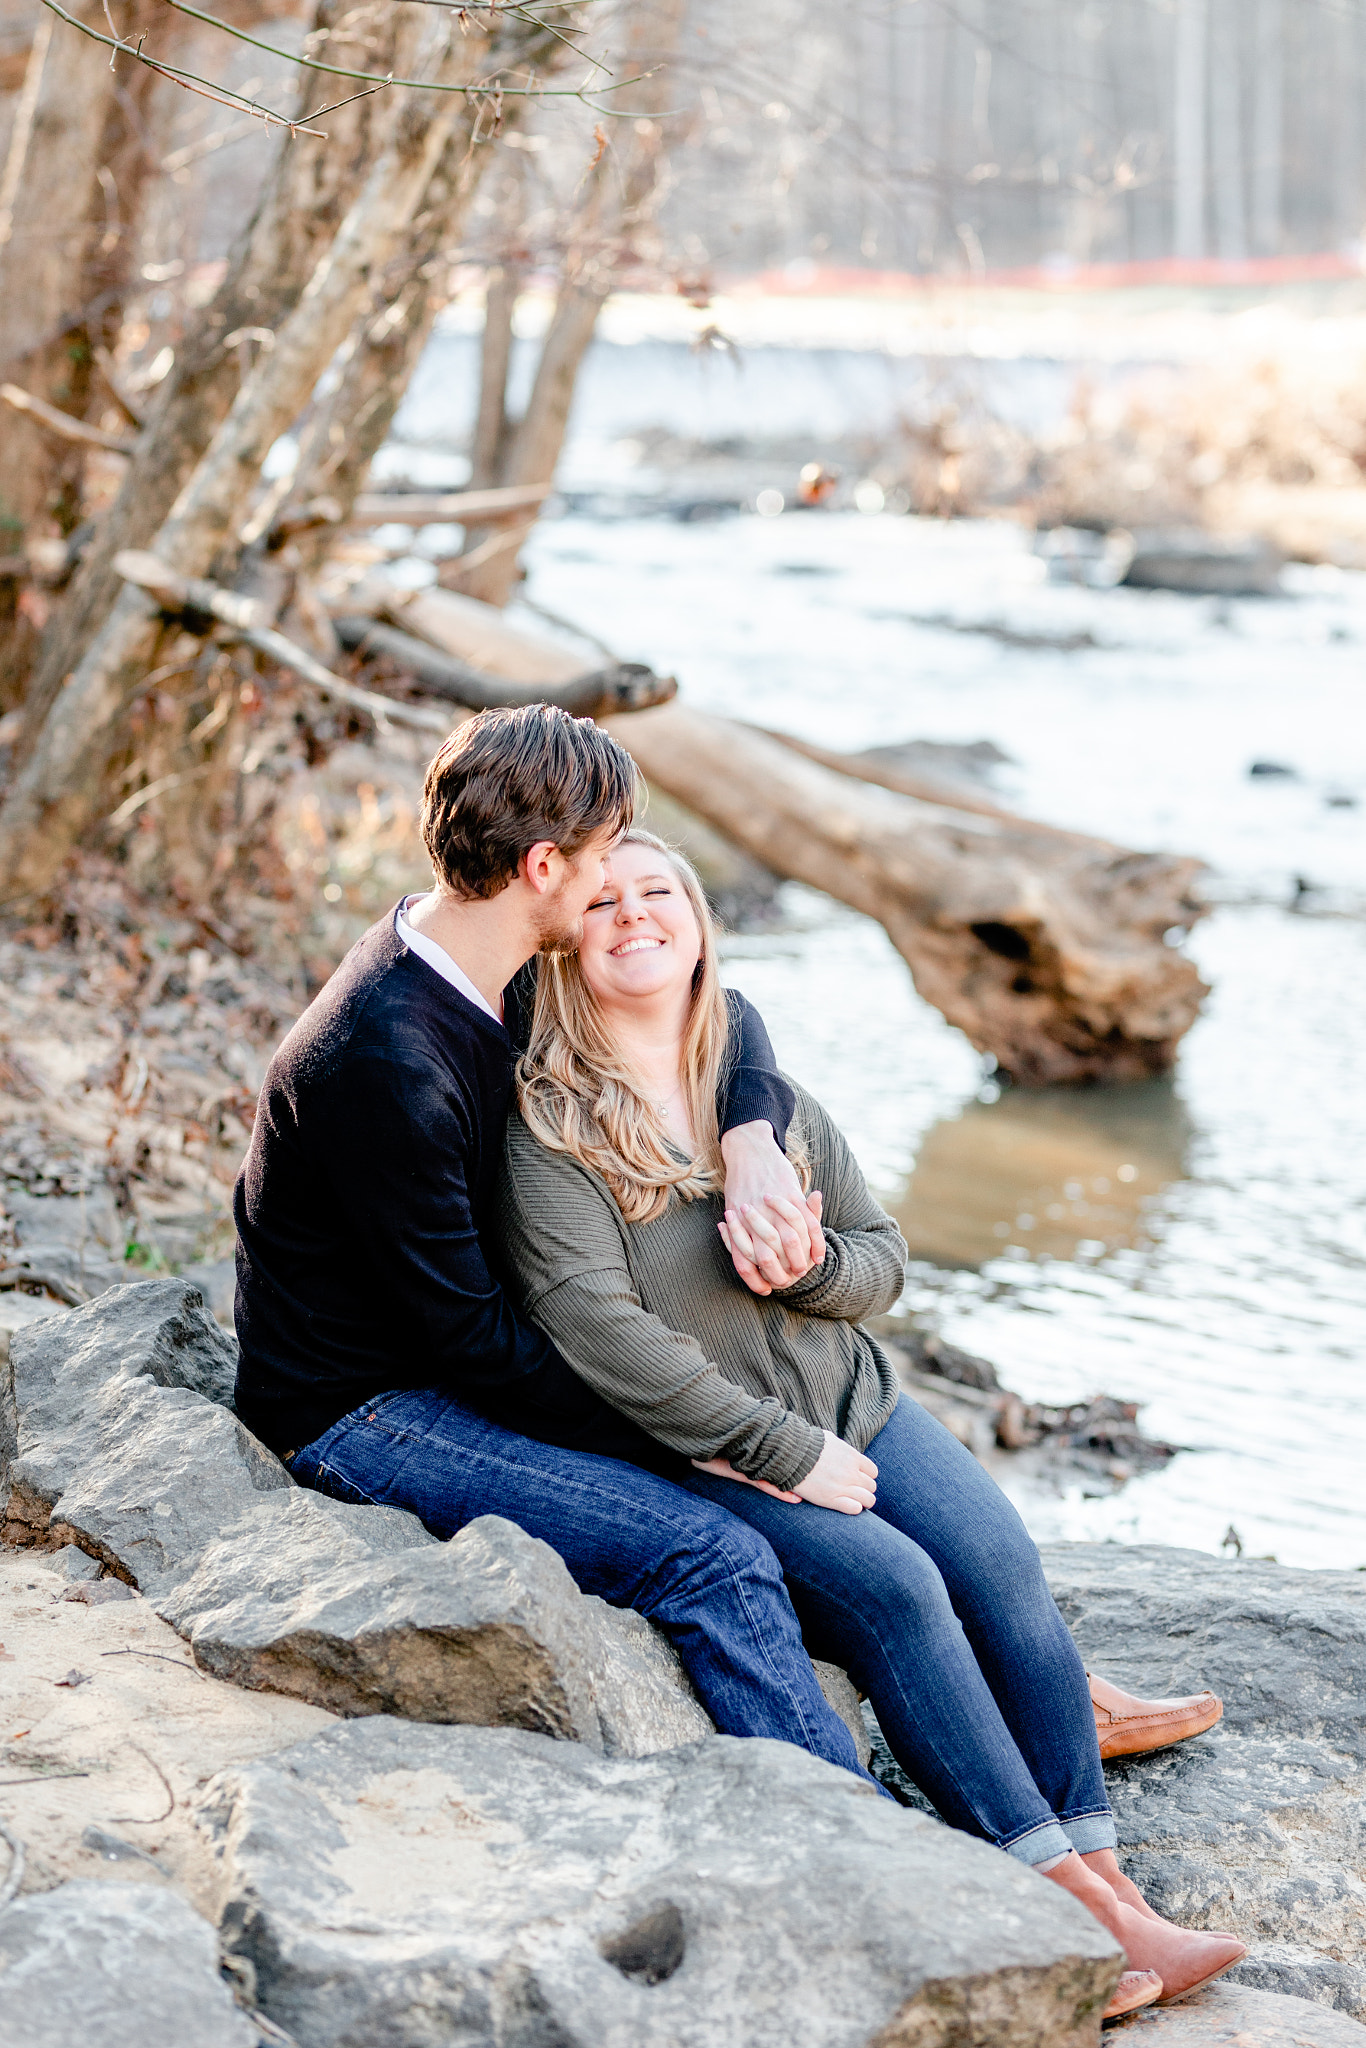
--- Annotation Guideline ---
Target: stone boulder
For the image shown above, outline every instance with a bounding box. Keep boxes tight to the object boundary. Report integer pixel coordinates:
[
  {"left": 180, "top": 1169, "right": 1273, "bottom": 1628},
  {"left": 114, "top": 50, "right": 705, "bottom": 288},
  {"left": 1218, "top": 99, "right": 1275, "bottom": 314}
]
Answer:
[
  {"left": 0, "top": 1880, "right": 257, "bottom": 2048},
  {"left": 1041, "top": 1543, "right": 1366, "bottom": 2018},
  {"left": 194, "top": 1717, "right": 1122, "bottom": 2048},
  {"left": 1108, "top": 1980, "right": 1366, "bottom": 2045},
  {"left": 0, "top": 1280, "right": 865, "bottom": 1763}
]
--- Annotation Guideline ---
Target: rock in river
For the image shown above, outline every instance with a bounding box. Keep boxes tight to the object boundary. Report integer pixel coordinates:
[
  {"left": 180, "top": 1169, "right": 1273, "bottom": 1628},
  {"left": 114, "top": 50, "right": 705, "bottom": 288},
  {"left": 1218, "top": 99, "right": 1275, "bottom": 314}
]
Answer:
[{"left": 194, "top": 1717, "right": 1121, "bottom": 2048}]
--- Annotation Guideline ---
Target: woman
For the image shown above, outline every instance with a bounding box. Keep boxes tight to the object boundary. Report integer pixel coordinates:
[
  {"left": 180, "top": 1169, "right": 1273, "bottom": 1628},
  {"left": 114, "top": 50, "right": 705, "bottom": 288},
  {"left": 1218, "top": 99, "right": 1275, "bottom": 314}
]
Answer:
[{"left": 495, "top": 829, "right": 1246, "bottom": 2018}]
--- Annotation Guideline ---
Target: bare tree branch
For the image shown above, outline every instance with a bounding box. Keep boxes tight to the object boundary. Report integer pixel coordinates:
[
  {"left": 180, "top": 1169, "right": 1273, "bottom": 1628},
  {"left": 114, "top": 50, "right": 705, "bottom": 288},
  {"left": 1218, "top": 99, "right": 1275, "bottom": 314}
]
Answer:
[{"left": 1, "top": 382, "right": 137, "bottom": 453}]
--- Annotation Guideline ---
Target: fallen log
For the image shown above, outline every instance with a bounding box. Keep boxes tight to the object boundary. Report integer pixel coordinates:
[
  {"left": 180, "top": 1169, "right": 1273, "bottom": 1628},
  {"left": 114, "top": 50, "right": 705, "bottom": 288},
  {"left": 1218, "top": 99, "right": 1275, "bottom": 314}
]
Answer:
[
  {"left": 112, "top": 552, "right": 452, "bottom": 736},
  {"left": 332, "top": 614, "right": 676, "bottom": 718},
  {"left": 333, "top": 574, "right": 593, "bottom": 683},
  {"left": 347, "top": 483, "right": 553, "bottom": 527},
  {"left": 604, "top": 704, "right": 1209, "bottom": 1085}
]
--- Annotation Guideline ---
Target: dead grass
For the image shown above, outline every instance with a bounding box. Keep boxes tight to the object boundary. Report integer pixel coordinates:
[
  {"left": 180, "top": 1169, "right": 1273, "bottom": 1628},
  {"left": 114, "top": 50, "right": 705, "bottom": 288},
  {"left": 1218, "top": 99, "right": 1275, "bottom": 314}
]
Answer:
[{"left": 0, "top": 713, "right": 434, "bottom": 1263}]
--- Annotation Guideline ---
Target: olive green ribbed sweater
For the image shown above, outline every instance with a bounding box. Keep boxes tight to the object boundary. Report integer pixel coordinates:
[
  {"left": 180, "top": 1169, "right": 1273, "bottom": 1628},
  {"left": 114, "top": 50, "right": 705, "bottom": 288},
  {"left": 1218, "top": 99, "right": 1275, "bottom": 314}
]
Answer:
[{"left": 495, "top": 1081, "right": 907, "bottom": 1491}]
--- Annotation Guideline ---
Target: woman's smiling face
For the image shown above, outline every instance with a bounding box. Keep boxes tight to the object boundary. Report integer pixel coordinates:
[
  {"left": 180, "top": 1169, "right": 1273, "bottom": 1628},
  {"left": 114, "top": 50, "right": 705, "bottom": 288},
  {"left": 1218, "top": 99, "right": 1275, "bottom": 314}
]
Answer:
[{"left": 578, "top": 839, "right": 702, "bottom": 1007}]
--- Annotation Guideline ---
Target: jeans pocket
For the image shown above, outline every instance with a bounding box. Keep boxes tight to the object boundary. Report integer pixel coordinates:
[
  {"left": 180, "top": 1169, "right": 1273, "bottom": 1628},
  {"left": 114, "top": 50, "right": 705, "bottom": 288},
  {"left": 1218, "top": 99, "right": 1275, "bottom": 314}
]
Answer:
[
  {"left": 291, "top": 1394, "right": 403, "bottom": 1503},
  {"left": 311, "top": 1454, "right": 387, "bottom": 1509}
]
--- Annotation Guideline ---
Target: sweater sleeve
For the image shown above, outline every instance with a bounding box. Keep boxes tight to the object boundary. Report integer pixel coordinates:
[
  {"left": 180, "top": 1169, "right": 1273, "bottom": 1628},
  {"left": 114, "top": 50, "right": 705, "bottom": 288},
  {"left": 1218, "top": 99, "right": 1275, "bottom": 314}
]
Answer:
[
  {"left": 775, "top": 1087, "right": 909, "bottom": 1322},
  {"left": 719, "top": 989, "right": 795, "bottom": 1146},
  {"left": 495, "top": 1121, "right": 826, "bottom": 1490}
]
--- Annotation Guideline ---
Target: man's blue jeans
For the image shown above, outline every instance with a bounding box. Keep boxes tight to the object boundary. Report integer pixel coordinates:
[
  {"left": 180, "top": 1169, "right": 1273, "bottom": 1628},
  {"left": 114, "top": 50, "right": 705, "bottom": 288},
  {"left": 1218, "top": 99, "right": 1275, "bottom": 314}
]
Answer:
[
  {"left": 673, "top": 1394, "right": 1117, "bottom": 1866},
  {"left": 290, "top": 1387, "right": 867, "bottom": 1779}
]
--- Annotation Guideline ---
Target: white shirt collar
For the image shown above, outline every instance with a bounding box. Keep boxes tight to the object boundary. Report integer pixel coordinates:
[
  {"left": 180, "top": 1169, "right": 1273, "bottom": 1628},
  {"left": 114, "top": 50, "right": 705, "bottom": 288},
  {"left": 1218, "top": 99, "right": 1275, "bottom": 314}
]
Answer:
[{"left": 395, "top": 895, "right": 504, "bottom": 1026}]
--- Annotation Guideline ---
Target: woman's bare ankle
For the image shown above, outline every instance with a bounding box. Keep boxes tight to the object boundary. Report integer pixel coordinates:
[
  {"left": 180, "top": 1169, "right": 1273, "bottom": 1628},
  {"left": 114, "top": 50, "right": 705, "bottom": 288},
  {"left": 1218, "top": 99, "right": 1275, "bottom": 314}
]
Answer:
[{"left": 1080, "top": 1848, "right": 1161, "bottom": 1921}]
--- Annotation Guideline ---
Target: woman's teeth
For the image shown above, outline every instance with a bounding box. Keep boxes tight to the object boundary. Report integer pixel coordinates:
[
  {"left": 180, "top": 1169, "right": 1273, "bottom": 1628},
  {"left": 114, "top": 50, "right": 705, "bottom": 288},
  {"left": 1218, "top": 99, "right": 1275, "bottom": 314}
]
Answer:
[{"left": 611, "top": 937, "right": 664, "bottom": 956}]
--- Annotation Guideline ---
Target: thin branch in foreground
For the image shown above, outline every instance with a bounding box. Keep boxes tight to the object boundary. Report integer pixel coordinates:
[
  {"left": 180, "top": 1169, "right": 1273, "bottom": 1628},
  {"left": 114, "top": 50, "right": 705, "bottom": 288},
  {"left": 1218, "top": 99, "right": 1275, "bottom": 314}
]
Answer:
[
  {"left": 109, "top": 1743, "right": 175, "bottom": 1825},
  {"left": 161, "top": 0, "right": 653, "bottom": 103},
  {"left": 100, "top": 1647, "right": 205, "bottom": 1675},
  {"left": 0, "top": 382, "right": 137, "bottom": 454},
  {"left": 38, "top": 0, "right": 332, "bottom": 136}
]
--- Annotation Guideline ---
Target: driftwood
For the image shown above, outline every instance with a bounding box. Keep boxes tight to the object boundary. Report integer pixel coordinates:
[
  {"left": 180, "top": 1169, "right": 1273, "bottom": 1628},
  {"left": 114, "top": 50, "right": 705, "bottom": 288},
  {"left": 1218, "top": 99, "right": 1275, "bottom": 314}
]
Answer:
[
  {"left": 336, "top": 576, "right": 615, "bottom": 685},
  {"left": 604, "top": 704, "right": 1208, "bottom": 1085},
  {"left": 346, "top": 485, "right": 554, "bottom": 528},
  {"left": 332, "top": 615, "right": 676, "bottom": 719}
]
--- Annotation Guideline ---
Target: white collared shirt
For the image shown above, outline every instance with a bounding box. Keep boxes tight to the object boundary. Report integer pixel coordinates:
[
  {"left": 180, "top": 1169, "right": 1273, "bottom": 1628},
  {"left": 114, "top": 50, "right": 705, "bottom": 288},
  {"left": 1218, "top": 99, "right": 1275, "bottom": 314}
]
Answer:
[{"left": 395, "top": 894, "right": 504, "bottom": 1026}]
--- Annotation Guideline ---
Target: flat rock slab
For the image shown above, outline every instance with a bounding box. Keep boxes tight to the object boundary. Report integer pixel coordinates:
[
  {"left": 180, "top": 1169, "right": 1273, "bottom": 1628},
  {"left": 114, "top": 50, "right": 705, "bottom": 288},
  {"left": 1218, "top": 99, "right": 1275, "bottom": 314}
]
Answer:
[
  {"left": 1042, "top": 1544, "right": 1366, "bottom": 2018},
  {"left": 1110, "top": 1981, "right": 1366, "bottom": 2044},
  {"left": 0, "top": 1280, "right": 865, "bottom": 1765},
  {"left": 0, "top": 1880, "right": 256, "bottom": 2048},
  {"left": 195, "top": 1718, "right": 1122, "bottom": 2048}
]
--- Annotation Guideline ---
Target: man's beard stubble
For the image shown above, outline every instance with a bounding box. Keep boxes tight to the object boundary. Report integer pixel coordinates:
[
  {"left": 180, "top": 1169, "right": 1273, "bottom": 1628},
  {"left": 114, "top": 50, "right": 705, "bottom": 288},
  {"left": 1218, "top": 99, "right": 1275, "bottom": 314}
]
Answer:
[{"left": 533, "top": 876, "right": 584, "bottom": 959}]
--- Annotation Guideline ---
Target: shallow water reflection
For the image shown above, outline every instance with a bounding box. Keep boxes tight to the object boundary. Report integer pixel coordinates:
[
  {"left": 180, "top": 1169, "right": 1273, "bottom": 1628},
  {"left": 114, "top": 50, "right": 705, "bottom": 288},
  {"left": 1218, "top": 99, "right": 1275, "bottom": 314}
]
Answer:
[{"left": 894, "top": 1081, "right": 1194, "bottom": 1269}]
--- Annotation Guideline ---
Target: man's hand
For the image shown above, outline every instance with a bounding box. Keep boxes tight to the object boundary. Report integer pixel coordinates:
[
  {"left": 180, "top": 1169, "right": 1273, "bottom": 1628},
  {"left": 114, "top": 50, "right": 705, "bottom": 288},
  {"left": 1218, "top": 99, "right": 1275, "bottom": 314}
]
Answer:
[
  {"left": 692, "top": 1431, "right": 877, "bottom": 1516},
  {"left": 718, "top": 1121, "right": 825, "bottom": 1295},
  {"left": 690, "top": 1456, "right": 802, "bottom": 1503}
]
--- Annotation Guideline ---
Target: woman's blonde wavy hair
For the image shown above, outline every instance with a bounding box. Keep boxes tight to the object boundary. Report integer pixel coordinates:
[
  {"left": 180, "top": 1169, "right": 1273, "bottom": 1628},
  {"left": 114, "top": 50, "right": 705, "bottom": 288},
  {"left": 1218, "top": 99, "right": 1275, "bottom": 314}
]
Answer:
[{"left": 517, "top": 829, "right": 804, "bottom": 1224}]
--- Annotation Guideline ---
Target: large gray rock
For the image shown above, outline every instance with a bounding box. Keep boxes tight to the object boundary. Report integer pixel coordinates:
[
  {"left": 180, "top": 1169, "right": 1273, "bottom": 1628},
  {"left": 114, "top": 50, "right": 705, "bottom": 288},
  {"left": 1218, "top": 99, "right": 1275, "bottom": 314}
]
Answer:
[
  {"left": 194, "top": 1717, "right": 1122, "bottom": 2048},
  {"left": 0, "top": 1281, "right": 864, "bottom": 1763},
  {"left": 0, "top": 1880, "right": 257, "bottom": 2048},
  {"left": 1042, "top": 1543, "right": 1366, "bottom": 2018},
  {"left": 1108, "top": 1979, "right": 1366, "bottom": 2044}
]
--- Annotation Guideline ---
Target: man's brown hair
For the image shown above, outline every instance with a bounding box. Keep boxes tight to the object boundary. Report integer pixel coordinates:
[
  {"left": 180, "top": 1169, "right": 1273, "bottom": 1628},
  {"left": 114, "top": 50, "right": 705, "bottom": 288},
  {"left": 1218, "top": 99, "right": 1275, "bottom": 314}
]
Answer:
[{"left": 421, "top": 704, "right": 636, "bottom": 900}]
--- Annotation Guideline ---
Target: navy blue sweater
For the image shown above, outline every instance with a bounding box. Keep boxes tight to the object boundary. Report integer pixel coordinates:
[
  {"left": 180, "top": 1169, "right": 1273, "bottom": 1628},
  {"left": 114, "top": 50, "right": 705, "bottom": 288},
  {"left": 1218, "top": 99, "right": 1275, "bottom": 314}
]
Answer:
[{"left": 233, "top": 911, "right": 795, "bottom": 1458}]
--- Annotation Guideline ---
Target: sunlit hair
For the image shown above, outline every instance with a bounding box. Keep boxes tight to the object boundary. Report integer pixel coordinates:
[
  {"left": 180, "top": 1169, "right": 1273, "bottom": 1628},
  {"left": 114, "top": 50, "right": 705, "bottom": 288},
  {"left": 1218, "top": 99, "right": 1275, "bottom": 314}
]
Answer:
[{"left": 517, "top": 829, "right": 806, "bottom": 1224}]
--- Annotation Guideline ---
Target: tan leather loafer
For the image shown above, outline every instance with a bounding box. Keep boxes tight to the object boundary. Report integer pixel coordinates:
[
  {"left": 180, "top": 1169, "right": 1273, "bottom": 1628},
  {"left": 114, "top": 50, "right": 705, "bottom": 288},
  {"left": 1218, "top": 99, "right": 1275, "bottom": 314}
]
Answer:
[
  {"left": 1089, "top": 1672, "right": 1223, "bottom": 1759},
  {"left": 1089, "top": 1662, "right": 1228, "bottom": 1761}
]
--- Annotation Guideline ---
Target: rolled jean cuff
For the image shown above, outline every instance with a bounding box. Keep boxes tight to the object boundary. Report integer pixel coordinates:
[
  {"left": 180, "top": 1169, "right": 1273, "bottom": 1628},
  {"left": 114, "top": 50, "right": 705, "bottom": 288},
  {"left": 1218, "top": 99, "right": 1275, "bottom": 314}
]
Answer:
[
  {"left": 1001, "top": 1819, "right": 1074, "bottom": 1868},
  {"left": 1062, "top": 1811, "right": 1119, "bottom": 1855}
]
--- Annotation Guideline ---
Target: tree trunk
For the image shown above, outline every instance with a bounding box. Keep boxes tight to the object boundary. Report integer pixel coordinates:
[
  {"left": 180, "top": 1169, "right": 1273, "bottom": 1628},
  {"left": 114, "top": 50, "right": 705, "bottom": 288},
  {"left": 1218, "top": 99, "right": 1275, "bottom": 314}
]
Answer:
[
  {"left": 9, "top": 0, "right": 414, "bottom": 761},
  {"left": 1209, "top": 0, "right": 1247, "bottom": 261},
  {"left": 0, "top": 0, "right": 157, "bottom": 694},
  {"left": 0, "top": 5, "right": 568, "bottom": 900},
  {"left": 453, "top": 0, "right": 687, "bottom": 607},
  {"left": 1251, "top": 0, "right": 1283, "bottom": 254},
  {"left": 605, "top": 704, "right": 1209, "bottom": 1086},
  {"left": 1173, "top": 0, "right": 1208, "bottom": 260},
  {"left": 468, "top": 262, "right": 522, "bottom": 491},
  {"left": 0, "top": 0, "right": 297, "bottom": 702}
]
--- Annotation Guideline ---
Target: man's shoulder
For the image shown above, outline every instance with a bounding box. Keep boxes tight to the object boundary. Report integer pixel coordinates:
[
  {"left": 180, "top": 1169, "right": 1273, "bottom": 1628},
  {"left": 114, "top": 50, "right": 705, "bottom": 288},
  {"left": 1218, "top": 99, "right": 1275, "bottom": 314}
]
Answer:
[{"left": 266, "top": 912, "right": 495, "bottom": 1099}]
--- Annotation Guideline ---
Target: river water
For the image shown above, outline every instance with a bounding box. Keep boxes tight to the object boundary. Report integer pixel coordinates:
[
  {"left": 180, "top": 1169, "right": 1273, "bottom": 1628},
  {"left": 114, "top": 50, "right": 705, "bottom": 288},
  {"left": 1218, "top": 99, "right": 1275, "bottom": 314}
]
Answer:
[{"left": 392, "top": 320, "right": 1366, "bottom": 1571}]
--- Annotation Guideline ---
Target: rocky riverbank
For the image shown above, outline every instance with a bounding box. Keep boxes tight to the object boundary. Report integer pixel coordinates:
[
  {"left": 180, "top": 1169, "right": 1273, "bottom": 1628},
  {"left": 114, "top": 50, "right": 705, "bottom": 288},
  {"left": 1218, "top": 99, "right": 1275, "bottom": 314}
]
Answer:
[{"left": 2, "top": 1281, "right": 1363, "bottom": 2046}]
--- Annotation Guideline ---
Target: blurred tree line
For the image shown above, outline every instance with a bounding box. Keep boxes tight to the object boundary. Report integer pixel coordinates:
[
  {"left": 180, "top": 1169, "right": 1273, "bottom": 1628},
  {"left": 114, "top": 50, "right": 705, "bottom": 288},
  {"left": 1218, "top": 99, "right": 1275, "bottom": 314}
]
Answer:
[{"left": 673, "top": 0, "right": 1366, "bottom": 273}]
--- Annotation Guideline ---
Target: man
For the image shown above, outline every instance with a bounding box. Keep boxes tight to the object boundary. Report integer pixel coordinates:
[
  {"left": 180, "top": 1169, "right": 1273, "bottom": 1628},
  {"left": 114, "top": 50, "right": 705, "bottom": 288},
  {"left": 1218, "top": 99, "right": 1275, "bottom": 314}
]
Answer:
[
  {"left": 235, "top": 704, "right": 867, "bottom": 1771},
  {"left": 236, "top": 704, "right": 1220, "bottom": 1774}
]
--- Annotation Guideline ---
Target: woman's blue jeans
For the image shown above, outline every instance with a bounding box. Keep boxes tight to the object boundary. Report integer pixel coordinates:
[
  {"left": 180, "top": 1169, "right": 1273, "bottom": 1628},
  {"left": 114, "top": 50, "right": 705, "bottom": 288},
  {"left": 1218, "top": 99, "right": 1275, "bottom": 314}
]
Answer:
[
  {"left": 674, "top": 1394, "right": 1116, "bottom": 1867},
  {"left": 289, "top": 1388, "right": 869, "bottom": 1782}
]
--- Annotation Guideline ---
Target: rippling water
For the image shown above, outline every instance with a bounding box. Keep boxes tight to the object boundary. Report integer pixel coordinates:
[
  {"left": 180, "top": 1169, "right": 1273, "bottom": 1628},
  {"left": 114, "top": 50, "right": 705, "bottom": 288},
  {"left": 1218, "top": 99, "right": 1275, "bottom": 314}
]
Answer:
[{"left": 513, "top": 510, "right": 1366, "bottom": 1569}]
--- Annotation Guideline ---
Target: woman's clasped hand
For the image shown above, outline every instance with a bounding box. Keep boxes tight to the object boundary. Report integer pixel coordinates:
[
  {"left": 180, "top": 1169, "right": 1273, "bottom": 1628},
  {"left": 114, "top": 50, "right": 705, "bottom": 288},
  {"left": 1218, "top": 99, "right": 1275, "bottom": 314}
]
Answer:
[{"left": 691, "top": 1429, "right": 879, "bottom": 1514}]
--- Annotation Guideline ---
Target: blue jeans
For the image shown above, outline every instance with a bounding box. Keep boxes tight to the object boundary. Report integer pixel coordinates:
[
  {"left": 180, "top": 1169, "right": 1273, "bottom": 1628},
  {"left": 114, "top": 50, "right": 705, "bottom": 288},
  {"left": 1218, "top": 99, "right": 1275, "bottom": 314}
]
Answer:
[
  {"left": 674, "top": 1395, "right": 1116, "bottom": 1867},
  {"left": 290, "top": 1387, "right": 869, "bottom": 1780}
]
